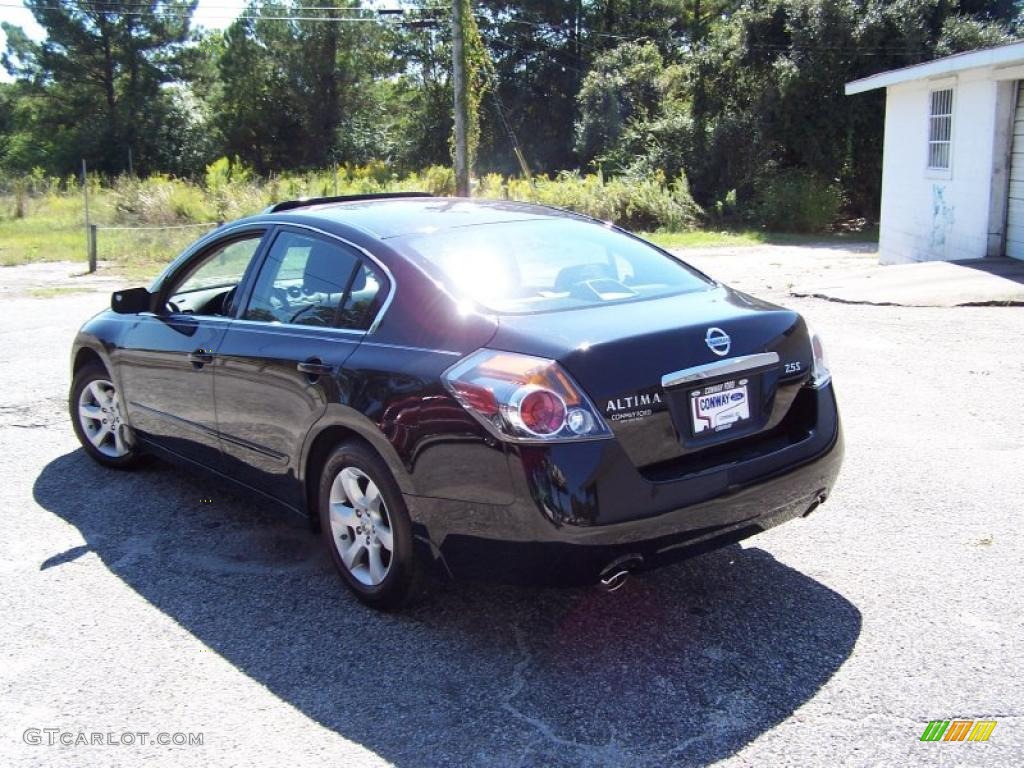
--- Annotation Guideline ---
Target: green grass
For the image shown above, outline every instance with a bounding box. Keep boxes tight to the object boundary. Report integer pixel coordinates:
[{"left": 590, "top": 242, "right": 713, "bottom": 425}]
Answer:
[
  {"left": 0, "top": 194, "right": 89, "bottom": 266},
  {"left": 0, "top": 220, "right": 211, "bottom": 281},
  {"left": 643, "top": 230, "right": 771, "bottom": 249},
  {"left": 643, "top": 227, "right": 879, "bottom": 250},
  {"left": 1, "top": 190, "right": 219, "bottom": 281}
]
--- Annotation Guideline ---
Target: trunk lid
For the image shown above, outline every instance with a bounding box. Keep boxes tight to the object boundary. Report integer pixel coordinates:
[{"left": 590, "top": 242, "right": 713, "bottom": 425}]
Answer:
[{"left": 489, "top": 285, "right": 815, "bottom": 470}]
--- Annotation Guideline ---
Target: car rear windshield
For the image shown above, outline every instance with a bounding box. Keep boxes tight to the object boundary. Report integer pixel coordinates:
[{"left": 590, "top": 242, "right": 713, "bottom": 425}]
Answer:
[{"left": 399, "top": 218, "right": 712, "bottom": 314}]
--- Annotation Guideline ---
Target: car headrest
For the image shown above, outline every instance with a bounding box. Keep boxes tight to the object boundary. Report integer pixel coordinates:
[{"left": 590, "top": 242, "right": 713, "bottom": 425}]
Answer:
[
  {"left": 303, "top": 242, "right": 346, "bottom": 294},
  {"left": 553, "top": 262, "right": 614, "bottom": 293}
]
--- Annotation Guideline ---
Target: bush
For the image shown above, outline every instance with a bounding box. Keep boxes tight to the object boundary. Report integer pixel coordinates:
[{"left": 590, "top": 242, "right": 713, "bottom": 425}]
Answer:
[
  {"left": 503, "top": 169, "right": 702, "bottom": 231},
  {"left": 477, "top": 172, "right": 506, "bottom": 198},
  {"left": 112, "top": 175, "right": 215, "bottom": 224},
  {"left": 753, "top": 170, "right": 842, "bottom": 233},
  {"left": 420, "top": 165, "right": 456, "bottom": 196},
  {"left": 204, "top": 156, "right": 252, "bottom": 191}
]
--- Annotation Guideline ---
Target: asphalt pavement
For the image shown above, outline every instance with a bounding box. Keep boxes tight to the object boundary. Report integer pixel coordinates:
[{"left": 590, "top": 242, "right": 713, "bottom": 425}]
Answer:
[{"left": 0, "top": 249, "right": 1021, "bottom": 767}]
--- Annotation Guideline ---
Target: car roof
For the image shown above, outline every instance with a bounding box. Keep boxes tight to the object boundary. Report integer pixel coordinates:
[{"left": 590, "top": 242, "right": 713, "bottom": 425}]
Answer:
[{"left": 274, "top": 197, "right": 586, "bottom": 240}]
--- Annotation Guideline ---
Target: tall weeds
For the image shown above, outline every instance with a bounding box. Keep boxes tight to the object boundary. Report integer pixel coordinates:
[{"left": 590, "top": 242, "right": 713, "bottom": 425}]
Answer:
[{"left": 2, "top": 160, "right": 704, "bottom": 233}]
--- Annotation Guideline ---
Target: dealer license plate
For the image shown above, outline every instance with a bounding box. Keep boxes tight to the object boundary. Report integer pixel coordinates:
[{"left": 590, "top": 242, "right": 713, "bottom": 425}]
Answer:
[{"left": 690, "top": 378, "right": 750, "bottom": 434}]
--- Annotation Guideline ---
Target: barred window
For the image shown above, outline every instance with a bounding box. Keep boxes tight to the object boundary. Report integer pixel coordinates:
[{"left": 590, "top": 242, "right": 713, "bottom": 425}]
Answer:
[{"left": 928, "top": 88, "right": 953, "bottom": 171}]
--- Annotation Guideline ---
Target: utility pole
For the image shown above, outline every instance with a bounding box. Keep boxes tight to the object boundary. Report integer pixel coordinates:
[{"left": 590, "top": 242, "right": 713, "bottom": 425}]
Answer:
[{"left": 452, "top": 0, "right": 470, "bottom": 197}]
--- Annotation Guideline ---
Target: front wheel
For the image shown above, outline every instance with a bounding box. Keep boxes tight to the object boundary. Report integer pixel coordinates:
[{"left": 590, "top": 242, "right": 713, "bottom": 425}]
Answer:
[
  {"left": 69, "top": 361, "right": 148, "bottom": 469},
  {"left": 318, "top": 440, "right": 426, "bottom": 609}
]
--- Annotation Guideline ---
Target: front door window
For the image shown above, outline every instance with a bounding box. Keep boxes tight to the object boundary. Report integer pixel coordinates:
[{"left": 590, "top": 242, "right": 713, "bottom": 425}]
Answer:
[
  {"left": 243, "top": 231, "right": 361, "bottom": 327},
  {"left": 166, "top": 235, "right": 264, "bottom": 316}
]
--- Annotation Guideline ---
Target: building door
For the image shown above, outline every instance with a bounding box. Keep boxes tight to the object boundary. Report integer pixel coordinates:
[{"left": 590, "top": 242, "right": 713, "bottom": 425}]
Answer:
[{"left": 1008, "top": 83, "right": 1024, "bottom": 260}]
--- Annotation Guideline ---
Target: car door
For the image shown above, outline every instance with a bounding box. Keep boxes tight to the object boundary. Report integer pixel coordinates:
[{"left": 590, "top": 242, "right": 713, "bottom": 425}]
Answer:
[
  {"left": 212, "top": 226, "right": 389, "bottom": 507},
  {"left": 115, "top": 230, "right": 267, "bottom": 468}
]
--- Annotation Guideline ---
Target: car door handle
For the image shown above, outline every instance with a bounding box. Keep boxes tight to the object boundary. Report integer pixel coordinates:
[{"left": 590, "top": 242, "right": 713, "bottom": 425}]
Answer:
[
  {"left": 188, "top": 350, "right": 214, "bottom": 365},
  {"left": 297, "top": 359, "right": 334, "bottom": 376}
]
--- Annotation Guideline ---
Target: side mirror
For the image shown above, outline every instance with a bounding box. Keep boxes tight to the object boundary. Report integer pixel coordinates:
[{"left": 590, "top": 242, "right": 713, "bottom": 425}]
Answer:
[{"left": 111, "top": 287, "right": 152, "bottom": 314}]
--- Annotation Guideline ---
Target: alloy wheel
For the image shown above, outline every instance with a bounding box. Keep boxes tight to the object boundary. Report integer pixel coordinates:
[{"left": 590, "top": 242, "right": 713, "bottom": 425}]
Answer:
[
  {"left": 77, "top": 379, "right": 133, "bottom": 459},
  {"left": 328, "top": 466, "right": 394, "bottom": 586}
]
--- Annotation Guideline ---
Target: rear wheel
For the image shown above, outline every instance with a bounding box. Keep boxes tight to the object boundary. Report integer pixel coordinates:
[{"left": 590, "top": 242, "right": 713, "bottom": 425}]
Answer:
[
  {"left": 70, "top": 361, "right": 148, "bottom": 469},
  {"left": 318, "top": 440, "right": 426, "bottom": 609}
]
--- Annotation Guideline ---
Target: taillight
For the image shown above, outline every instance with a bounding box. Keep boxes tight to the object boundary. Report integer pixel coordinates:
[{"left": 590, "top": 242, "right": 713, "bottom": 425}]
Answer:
[
  {"left": 442, "top": 349, "right": 612, "bottom": 442},
  {"left": 809, "top": 330, "right": 831, "bottom": 388}
]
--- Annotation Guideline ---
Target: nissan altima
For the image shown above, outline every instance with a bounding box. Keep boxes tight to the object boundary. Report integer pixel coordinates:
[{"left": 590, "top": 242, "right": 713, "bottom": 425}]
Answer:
[{"left": 70, "top": 194, "right": 843, "bottom": 608}]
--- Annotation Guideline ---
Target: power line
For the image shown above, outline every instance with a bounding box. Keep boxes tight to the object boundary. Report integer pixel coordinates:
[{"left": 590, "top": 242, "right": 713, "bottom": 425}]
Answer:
[
  {"left": 8, "top": 0, "right": 406, "bottom": 7},
  {"left": 488, "top": 36, "right": 588, "bottom": 75},
  {"left": 5, "top": 2, "right": 972, "bottom": 56},
  {"left": 0, "top": 2, "right": 441, "bottom": 22},
  {"left": 4, "top": 0, "right": 445, "bottom": 11},
  {"left": 486, "top": 12, "right": 957, "bottom": 59},
  {"left": 491, "top": 18, "right": 622, "bottom": 59},
  {"left": 499, "top": 16, "right": 642, "bottom": 43}
]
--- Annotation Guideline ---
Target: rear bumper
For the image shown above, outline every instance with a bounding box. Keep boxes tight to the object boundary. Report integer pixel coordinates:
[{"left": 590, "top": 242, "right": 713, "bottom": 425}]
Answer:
[{"left": 407, "top": 383, "right": 843, "bottom": 585}]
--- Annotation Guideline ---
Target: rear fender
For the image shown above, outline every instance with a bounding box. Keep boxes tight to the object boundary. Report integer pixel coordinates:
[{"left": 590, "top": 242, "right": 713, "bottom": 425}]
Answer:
[{"left": 299, "top": 404, "right": 415, "bottom": 496}]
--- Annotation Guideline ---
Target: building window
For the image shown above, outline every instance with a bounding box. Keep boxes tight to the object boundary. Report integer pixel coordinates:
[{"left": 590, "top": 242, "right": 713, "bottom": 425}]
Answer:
[{"left": 927, "top": 88, "right": 953, "bottom": 171}]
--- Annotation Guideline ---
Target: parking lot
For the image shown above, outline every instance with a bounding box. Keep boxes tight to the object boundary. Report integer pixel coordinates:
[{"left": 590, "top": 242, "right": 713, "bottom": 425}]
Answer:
[{"left": 1, "top": 244, "right": 1021, "bottom": 767}]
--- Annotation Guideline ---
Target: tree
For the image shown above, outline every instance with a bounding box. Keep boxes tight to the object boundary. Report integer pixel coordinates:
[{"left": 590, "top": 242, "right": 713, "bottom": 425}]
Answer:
[
  {"left": 575, "top": 41, "right": 673, "bottom": 167},
  {"left": 206, "top": 0, "right": 406, "bottom": 173},
  {"left": 2, "top": 0, "right": 198, "bottom": 176},
  {"left": 685, "top": 0, "right": 1019, "bottom": 216},
  {"left": 387, "top": 19, "right": 454, "bottom": 172},
  {"left": 473, "top": 0, "right": 590, "bottom": 173}
]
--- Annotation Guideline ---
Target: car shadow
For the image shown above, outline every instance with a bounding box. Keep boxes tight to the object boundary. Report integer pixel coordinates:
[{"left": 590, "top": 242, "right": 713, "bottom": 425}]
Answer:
[{"left": 34, "top": 450, "right": 861, "bottom": 767}]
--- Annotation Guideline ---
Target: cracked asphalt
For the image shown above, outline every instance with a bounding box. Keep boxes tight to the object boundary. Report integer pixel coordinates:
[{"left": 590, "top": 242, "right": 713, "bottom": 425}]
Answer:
[{"left": 1, "top": 246, "right": 1022, "bottom": 767}]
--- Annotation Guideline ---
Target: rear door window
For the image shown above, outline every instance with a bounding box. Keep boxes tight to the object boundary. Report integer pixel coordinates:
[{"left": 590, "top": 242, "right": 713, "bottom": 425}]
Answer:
[{"left": 337, "top": 262, "right": 386, "bottom": 330}]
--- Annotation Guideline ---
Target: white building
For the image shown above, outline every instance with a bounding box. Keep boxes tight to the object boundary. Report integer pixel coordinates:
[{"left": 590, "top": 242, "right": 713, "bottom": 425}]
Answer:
[{"left": 846, "top": 41, "right": 1024, "bottom": 264}]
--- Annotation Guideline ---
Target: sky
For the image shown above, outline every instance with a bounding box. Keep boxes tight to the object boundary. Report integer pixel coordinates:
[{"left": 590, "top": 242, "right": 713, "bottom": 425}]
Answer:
[{"left": 0, "top": 0, "right": 249, "bottom": 81}]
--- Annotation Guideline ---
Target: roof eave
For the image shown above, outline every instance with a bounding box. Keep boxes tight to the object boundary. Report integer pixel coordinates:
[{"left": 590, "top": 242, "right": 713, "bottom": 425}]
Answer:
[{"left": 844, "top": 39, "right": 1024, "bottom": 95}]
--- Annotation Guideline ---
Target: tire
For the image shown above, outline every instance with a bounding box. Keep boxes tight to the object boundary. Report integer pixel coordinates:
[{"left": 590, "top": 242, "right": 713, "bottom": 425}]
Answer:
[
  {"left": 318, "top": 440, "right": 427, "bottom": 610},
  {"left": 69, "top": 361, "right": 149, "bottom": 470}
]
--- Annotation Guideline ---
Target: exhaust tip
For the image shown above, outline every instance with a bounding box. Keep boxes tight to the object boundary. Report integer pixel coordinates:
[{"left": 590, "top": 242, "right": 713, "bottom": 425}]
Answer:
[
  {"left": 802, "top": 489, "right": 829, "bottom": 517},
  {"left": 600, "top": 570, "right": 630, "bottom": 592},
  {"left": 598, "top": 554, "right": 643, "bottom": 593}
]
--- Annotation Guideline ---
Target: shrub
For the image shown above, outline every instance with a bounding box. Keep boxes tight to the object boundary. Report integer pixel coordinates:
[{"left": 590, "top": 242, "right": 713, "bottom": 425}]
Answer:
[
  {"left": 420, "top": 165, "right": 456, "bottom": 196},
  {"left": 477, "top": 172, "right": 506, "bottom": 199},
  {"left": 753, "top": 170, "right": 842, "bottom": 233},
  {"left": 349, "top": 160, "right": 392, "bottom": 185},
  {"left": 505, "top": 169, "right": 702, "bottom": 231},
  {"left": 112, "top": 175, "right": 215, "bottom": 224},
  {"left": 205, "top": 156, "right": 252, "bottom": 191},
  {"left": 7, "top": 165, "right": 706, "bottom": 238}
]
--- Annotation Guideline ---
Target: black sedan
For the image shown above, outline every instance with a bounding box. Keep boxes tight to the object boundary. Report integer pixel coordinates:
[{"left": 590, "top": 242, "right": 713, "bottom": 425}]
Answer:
[{"left": 70, "top": 194, "right": 843, "bottom": 608}]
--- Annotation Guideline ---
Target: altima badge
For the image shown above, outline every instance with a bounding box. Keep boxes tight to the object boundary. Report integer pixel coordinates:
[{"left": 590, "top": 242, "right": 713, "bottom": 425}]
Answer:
[{"left": 705, "top": 327, "right": 731, "bottom": 356}]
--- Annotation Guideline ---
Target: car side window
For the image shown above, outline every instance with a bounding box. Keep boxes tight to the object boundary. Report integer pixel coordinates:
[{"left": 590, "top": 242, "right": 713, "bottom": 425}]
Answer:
[
  {"left": 243, "top": 231, "right": 361, "bottom": 328},
  {"left": 166, "top": 235, "right": 263, "bottom": 316}
]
